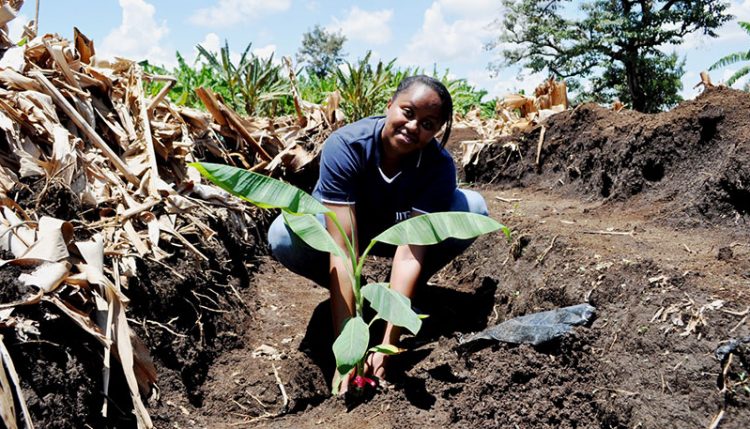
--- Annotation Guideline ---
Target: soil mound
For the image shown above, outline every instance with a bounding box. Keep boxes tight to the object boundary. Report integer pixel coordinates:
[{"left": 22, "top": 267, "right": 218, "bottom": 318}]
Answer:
[{"left": 464, "top": 87, "right": 750, "bottom": 224}]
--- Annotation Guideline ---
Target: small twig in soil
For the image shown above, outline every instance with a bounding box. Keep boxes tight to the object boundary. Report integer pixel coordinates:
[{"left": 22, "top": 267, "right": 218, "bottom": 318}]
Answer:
[
  {"left": 708, "top": 408, "right": 725, "bottom": 429},
  {"left": 495, "top": 196, "right": 522, "bottom": 203},
  {"left": 198, "top": 304, "right": 230, "bottom": 314},
  {"left": 721, "top": 306, "right": 750, "bottom": 317},
  {"left": 488, "top": 304, "right": 500, "bottom": 325},
  {"left": 139, "top": 319, "right": 187, "bottom": 338},
  {"left": 682, "top": 243, "right": 694, "bottom": 254},
  {"left": 232, "top": 399, "right": 250, "bottom": 412},
  {"left": 535, "top": 235, "right": 558, "bottom": 266},
  {"left": 227, "top": 416, "right": 271, "bottom": 427},
  {"left": 651, "top": 307, "right": 665, "bottom": 323},
  {"left": 720, "top": 354, "right": 734, "bottom": 394},
  {"left": 272, "top": 363, "right": 289, "bottom": 414},
  {"left": 192, "top": 290, "right": 221, "bottom": 308},
  {"left": 247, "top": 392, "right": 270, "bottom": 410},
  {"left": 673, "top": 359, "right": 686, "bottom": 371},
  {"left": 183, "top": 298, "right": 205, "bottom": 346},
  {"left": 608, "top": 332, "right": 618, "bottom": 352},
  {"left": 730, "top": 315, "right": 747, "bottom": 333},
  {"left": 535, "top": 125, "right": 546, "bottom": 166},
  {"left": 229, "top": 284, "right": 249, "bottom": 308},
  {"left": 582, "top": 229, "right": 635, "bottom": 237},
  {"left": 456, "top": 266, "right": 479, "bottom": 284},
  {"left": 593, "top": 387, "right": 638, "bottom": 397}
]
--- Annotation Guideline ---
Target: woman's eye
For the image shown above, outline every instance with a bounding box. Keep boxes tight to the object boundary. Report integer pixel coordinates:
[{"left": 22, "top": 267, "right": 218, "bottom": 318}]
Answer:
[
  {"left": 421, "top": 121, "right": 435, "bottom": 131},
  {"left": 402, "top": 108, "right": 413, "bottom": 118}
]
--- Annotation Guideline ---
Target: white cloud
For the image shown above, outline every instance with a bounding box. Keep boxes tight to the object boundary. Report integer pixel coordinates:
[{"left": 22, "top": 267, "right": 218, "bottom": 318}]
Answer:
[
  {"left": 191, "top": 35, "right": 277, "bottom": 66},
  {"left": 729, "top": 0, "right": 750, "bottom": 21},
  {"left": 674, "top": 1, "right": 750, "bottom": 51},
  {"left": 328, "top": 7, "right": 393, "bottom": 45},
  {"left": 188, "top": 32, "right": 222, "bottom": 64},
  {"left": 197, "top": 33, "right": 222, "bottom": 55},
  {"left": 253, "top": 44, "right": 277, "bottom": 60},
  {"left": 189, "top": 0, "right": 291, "bottom": 27},
  {"left": 100, "top": 0, "right": 173, "bottom": 66},
  {"left": 6, "top": 12, "right": 28, "bottom": 41},
  {"left": 434, "top": 0, "right": 500, "bottom": 20},
  {"left": 399, "top": 1, "right": 496, "bottom": 69}
]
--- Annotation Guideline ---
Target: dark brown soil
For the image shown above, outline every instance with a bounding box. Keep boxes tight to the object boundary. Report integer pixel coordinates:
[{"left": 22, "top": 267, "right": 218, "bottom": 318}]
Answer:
[
  {"left": 2, "top": 86, "right": 749, "bottom": 428},
  {"left": 464, "top": 87, "right": 750, "bottom": 227}
]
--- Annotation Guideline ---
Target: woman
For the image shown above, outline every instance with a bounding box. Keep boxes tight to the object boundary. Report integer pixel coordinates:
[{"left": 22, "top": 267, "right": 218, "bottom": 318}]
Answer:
[{"left": 268, "top": 75, "right": 487, "bottom": 390}]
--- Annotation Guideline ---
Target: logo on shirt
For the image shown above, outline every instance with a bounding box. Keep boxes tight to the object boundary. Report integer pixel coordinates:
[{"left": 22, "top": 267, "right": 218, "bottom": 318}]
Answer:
[{"left": 395, "top": 210, "right": 410, "bottom": 222}]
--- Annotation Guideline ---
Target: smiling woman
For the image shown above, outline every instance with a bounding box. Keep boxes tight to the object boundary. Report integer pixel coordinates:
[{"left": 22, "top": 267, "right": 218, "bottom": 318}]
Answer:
[{"left": 267, "top": 74, "right": 488, "bottom": 392}]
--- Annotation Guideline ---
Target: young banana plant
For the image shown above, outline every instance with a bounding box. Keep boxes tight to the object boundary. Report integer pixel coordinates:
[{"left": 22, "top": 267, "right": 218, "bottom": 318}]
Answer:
[{"left": 190, "top": 162, "right": 510, "bottom": 393}]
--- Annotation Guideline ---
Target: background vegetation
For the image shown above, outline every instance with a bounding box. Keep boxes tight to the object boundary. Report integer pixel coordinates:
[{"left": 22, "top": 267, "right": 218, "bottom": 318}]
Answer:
[
  {"left": 142, "top": 30, "right": 495, "bottom": 122},
  {"left": 489, "top": 0, "right": 733, "bottom": 113},
  {"left": 142, "top": 7, "right": 749, "bottom": 120}
]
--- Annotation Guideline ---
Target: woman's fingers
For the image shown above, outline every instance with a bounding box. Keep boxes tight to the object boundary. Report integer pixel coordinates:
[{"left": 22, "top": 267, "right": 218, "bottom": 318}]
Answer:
[{"left": 365, "top": 352, "right": 388, "bottom": 379}]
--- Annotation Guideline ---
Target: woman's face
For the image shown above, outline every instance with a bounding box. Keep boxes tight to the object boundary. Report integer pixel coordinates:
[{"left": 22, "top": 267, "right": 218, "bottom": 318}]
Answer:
[{"left": 381, "top": 83, "right": 445, "bottom": 159}]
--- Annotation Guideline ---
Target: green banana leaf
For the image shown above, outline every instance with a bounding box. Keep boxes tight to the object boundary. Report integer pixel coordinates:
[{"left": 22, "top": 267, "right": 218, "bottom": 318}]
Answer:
[
  {"left": 332, "top": 316, "right": 369, "bottom": 376},
  {"left": 368, "top": 344, "right": 403, "bottom": 355},
  {"left": 372, "top": 212, "right": 510, "bottom": 246},
  {"left": 361, "top": 283, "right": 421, "bottom": 335},
  {"left": 189, "top": 162, "right": 328, "bottom": 214},
  {"left": 282, "top": 212, "right": 347, "bottom": 260}
]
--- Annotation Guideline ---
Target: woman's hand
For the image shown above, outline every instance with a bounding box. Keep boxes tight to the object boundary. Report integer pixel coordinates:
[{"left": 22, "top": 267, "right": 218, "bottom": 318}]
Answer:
[
  {"left": 333, "top": 366, "right": 379, "bottom": 395},
  {"left": 365, "top": 351, "right": 388, "bottom": 379}
]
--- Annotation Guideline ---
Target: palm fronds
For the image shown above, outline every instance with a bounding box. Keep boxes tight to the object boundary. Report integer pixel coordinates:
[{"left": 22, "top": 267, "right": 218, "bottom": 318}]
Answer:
[{"left": 709, "top": 21, "right": 750, "bottom": 88}]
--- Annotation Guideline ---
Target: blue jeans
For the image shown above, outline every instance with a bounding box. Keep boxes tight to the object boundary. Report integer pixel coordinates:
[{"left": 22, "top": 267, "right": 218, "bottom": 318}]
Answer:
[{"left": 267, "top": 189, "right": 488, "bottom": 287}]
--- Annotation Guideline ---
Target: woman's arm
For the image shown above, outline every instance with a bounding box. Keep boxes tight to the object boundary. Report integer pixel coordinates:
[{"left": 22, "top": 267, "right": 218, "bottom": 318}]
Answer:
[
  {"left": 367, "top": 212, "right": 427, "bottom": 378},
  {"left": 325, "top": 203, "right": 358, "bottom": 335},
  {"left": 382, "top": 242, "right": 426, "bottom": 339}
]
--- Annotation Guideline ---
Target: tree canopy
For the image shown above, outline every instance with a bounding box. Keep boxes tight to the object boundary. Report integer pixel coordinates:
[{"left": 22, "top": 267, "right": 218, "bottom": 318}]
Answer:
[
  {"left": 296, "top": 25, "right": 347, "bottom": 79},
  {"left": 489, "top": 0, "right": 732, "bottom": 112}
]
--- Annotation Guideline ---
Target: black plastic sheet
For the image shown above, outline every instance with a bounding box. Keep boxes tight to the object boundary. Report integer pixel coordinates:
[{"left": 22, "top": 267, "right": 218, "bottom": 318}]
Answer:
[
  {"left": 460, "top": 303, "right": 596, "bottom": 347},
  {"left": 715, "top": 336, "right": 750, "bottom": 363}
]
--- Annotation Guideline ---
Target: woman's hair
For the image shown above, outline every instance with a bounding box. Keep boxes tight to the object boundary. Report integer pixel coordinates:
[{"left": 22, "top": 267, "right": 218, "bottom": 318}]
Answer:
[{"left": 392, "top": 75, "right": 453, "bottom": 148}]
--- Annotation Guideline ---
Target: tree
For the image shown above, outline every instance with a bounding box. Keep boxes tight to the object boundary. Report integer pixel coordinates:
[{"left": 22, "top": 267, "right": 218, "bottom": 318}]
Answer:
[
  {"left": 709, "top": 21, "right": 750, "bottom": 90},
  {"left": 489, "top": 1, "right": 732, "bottom": 112},
  {"left": 297, "top": 25, "right": 347, "bottom": 79}
]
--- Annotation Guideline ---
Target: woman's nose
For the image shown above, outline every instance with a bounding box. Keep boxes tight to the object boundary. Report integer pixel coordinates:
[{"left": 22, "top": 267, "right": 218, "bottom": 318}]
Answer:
[{"left": 404, "top": 118, "right": 419, "bottom": 132}]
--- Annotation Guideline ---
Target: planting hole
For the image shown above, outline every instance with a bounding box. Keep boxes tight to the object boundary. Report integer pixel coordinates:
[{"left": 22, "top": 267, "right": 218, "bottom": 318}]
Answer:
[
  {"left": 600, "top": 172, "right": 613, "bottom": 198},
  {"left": 642, "top": 160, "right": 665, "bottom": 182}
]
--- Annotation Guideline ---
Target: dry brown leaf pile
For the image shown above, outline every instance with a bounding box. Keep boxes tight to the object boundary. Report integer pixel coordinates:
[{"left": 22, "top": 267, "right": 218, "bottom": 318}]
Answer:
[
  {"left": 456, "top": 78, "right": 569, "bottom": 168},
  {"left": 0, "top": 16, "right": 342, "bottom": 428}
]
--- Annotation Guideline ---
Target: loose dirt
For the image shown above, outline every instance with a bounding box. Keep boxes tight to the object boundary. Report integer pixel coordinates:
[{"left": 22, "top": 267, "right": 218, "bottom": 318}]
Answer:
[{"left": 3, "top": 87, "right": 749, "bottom": 428}]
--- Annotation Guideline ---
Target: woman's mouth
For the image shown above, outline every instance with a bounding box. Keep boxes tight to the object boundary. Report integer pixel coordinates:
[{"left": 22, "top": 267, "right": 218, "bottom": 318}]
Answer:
[{"left": 398, "top": 130, "right": 417, "bottom": 144}]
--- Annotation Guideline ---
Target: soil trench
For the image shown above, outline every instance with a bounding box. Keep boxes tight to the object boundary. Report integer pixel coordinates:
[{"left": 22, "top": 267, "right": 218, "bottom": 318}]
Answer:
[{"left": 150, "top": 185, "right": 749, "bottom": 429}]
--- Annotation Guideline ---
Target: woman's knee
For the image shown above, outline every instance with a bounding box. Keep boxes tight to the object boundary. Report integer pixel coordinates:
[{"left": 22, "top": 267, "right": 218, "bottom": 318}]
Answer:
[
  {"left": 451, "top": 189, "right": 488, "bottom": 216},
  {"left": 267, "top": 214, "right": 291, "bottom": 256}
]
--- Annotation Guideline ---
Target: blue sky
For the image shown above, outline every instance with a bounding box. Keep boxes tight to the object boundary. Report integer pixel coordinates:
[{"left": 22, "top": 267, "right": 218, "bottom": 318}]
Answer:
[{"left": 7, "top": 0, "right": 750, "bottom": 101}]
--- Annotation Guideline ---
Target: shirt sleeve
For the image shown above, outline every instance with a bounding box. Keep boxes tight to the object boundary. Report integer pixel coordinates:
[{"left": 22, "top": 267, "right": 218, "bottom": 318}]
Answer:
[
  {"left": 412, "top": 152, "right": 457, "bottom": 214},
  {"left": 316, "top": 133, "right": 361, "bottom": 205}
]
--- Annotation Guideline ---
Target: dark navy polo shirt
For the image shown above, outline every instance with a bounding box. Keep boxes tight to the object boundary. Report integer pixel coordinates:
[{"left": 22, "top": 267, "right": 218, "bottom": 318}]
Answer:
[{"left": 312, "top": 116, "right": 457, "bottom": 242}]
